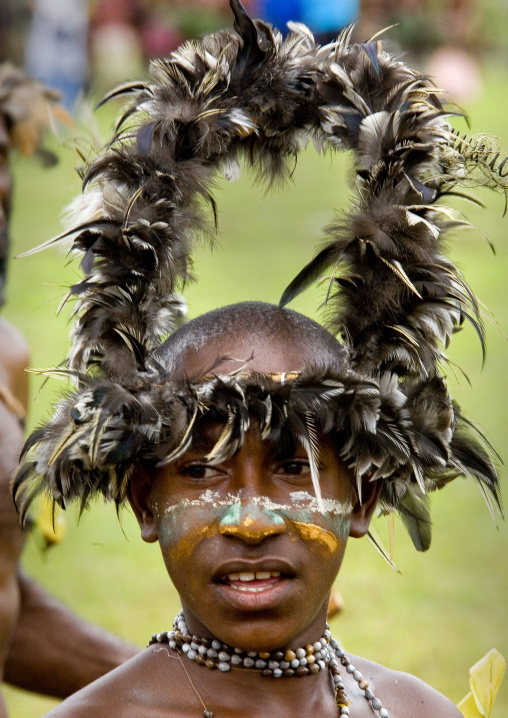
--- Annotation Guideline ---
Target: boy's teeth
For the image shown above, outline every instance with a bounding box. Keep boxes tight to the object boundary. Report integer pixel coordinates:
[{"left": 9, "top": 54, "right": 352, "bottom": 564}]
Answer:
[{"left": 227, "top": 571, "right": 281, "bottom": 582}]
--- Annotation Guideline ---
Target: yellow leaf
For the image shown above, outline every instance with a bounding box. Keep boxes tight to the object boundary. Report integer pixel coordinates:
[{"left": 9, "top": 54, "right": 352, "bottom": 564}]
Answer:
[
  {"left": 34, "top": 496, "right": 67, "bottom": 548},
  {"left": 457, "top": 691, "right": 483, "bottom": 718},
  {"left": 457, "top": 649, "right": 506, "bottom": 718}
]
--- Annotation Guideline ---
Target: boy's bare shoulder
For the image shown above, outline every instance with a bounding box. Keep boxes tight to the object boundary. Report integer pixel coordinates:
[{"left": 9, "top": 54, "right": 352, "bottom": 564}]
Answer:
[
  {"left": 43, "top": 646, "right": 464, "bottom": 718},
  {"left": 350, "top": 654, "right": 464, "bottom": 718},
  {"left": 43, "top": 646, "right": 183, "bottom": 718}
]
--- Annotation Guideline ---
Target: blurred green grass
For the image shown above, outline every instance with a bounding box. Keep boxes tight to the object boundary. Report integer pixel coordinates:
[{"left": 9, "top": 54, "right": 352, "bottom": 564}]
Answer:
[{"left": 3, "top": 65, "right": 508, "bottom": 717}]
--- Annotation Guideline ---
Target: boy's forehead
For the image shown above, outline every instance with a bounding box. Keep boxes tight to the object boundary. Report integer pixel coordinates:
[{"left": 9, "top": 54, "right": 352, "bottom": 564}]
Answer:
[{"left": 176, "top": 332, "right": 314, "bottom": 378}]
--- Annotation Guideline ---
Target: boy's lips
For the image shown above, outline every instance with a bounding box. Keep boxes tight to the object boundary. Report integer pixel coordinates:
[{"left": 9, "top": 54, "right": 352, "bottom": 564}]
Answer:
[{"left": 212, "top": 559, "right": 295, "bottom": 609}]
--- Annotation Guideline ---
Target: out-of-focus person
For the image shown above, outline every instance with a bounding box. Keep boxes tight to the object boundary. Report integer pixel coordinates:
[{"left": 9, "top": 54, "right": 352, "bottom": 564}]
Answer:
[
  {"left": 258, "top": 0, "right": 359, "bottom": 41},
  {"left": 24, "top": 0, "right": 89, "bottom": 111},
  {"left": 0, "top": 63, "right": 138, "bottom": 716}
]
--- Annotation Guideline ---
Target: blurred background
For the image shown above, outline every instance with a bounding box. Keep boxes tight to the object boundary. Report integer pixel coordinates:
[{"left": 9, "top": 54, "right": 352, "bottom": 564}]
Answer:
[{"left": 1, "top": 0, "right": 507, "bottom": 716}]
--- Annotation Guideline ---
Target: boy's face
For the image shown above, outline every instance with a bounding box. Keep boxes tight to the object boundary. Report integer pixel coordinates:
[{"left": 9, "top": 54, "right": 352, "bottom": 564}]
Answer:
[{"left": 130, "top": 332, "right": 379, "bottom": 650}]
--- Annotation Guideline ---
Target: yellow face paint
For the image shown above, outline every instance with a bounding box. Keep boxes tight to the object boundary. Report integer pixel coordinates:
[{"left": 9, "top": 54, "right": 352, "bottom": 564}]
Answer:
[
  {"left": 168, "top": 519, "right": 220, "bottom": 564},
  {"left": 290, "top": 520, "right": 339, "bottom": 555}
]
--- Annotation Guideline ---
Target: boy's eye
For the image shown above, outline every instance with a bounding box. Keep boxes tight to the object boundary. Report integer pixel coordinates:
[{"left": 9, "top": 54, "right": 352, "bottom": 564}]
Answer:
[
  {"left": 277, "top": 460, "right": 310, "bottom": 476},
  {"left": 180, "top": 464, "right": 222, "bottom": 480}
]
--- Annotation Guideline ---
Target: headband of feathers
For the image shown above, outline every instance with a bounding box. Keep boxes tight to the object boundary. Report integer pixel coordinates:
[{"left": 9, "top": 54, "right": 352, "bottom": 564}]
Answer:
[{"left": 13, "top": 0, "right": 506, "bottom": 552}]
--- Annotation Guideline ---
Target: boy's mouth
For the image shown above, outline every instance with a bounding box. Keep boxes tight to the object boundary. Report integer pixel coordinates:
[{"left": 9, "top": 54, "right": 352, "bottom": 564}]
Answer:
[
  {"left": 221, "top": 571, "right": 282, "bottom": 593},
  {"left": 212, "top": 562, "right": 295, "bottom": 608}
]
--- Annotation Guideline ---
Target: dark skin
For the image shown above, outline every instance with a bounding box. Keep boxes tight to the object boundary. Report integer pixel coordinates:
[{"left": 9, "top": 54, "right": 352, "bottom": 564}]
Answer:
[
  {"left": 0, "top": 113, "right": 138, "bottom": 711},
  {"left": 0, "top": 318, "right": 138, "bottom": 708},
  {"left": 42, "top": 332, "right": 463, "bottom": 717}
]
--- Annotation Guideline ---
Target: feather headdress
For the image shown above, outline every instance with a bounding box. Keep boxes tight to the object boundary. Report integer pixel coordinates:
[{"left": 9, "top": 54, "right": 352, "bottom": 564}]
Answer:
[{"left": 13, "top": 1, "right": 505, "bottom": 550}]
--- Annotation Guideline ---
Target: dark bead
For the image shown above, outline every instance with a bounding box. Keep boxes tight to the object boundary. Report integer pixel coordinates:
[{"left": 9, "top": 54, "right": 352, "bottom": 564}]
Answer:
[
  {"left": 296, "top": 666, "right": 310, "bottom": 676},
  {"left": 205, "top": 660, "right": 217, "bottom": 670},
  {"left": 335, "top": 690, "right": 347, "bottom": 704},
  {"left": 195, "top": 654, "right": 206, "bottom": 665},
  {"left": 183, "top": 634, "right": 192, "bottom": 643},
  {"left": 273, "top": 651, "right": 284, "bottom": 661},
  {"left": 262, "top": 669, "right": 272, "bottom": 676},
  {"left": 283, "top": 669, "right": 295, "bottom": 677}
]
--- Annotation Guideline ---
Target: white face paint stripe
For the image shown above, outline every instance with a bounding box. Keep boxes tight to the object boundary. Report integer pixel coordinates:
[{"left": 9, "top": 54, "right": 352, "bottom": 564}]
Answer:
[{"left": 163, "top": 490, "right": 352, "bottom": 515}]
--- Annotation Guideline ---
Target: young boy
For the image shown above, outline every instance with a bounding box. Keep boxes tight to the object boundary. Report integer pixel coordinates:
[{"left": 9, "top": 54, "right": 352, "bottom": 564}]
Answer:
[
  {"left": 35, "top": 302, "right": 464, "bottom": 717},
  {"left": 13, "top": 1, "right": 505, "bottom": 716}
]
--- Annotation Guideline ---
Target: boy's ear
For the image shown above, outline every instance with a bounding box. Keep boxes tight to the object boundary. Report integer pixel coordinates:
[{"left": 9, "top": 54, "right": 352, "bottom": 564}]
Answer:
[
  {"left": 127, "top": 464, "right": 159, "bottom": 543},
  {"left": 349, "top": 476, "right": 383, "bottom": 538}
]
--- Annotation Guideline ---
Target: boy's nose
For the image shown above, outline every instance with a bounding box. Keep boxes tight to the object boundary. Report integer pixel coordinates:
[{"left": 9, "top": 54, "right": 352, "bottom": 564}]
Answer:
[{"left": 218, "top": 500, "right": 287, "bottom": 544}]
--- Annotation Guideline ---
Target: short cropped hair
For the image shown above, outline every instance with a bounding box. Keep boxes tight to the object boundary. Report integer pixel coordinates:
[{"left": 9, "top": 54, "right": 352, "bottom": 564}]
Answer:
[{"left": 159, "top": 301, "right": 349, "bottom": 375}]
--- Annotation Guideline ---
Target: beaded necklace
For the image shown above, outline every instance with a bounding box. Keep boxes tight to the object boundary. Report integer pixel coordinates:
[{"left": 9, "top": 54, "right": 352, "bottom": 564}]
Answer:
[{"left": 148, "top": 611, "right": 390, "bottom": 717}]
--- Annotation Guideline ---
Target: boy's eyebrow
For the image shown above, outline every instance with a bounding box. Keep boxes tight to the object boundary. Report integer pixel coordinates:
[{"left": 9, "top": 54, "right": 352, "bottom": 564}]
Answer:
[
  {"left": 188, "top": 428, "right": 302, "bottom": 462},
  {"left": 188, "top": 424, "right": 226, "bottom": 457}
]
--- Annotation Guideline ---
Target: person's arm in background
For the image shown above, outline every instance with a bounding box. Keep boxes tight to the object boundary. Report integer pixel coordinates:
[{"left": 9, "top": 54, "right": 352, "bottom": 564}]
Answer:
[
  {"left": 4, "top": 571, "right": 139, "bottom": 698},
  {"left": 0, "top": 318, "right": 138, "bottom": 699}
]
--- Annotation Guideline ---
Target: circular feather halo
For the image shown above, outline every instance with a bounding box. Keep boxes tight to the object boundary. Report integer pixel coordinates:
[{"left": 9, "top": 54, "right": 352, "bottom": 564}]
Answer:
[{"left": 12, "top": 0, "right": 505, "bottom": 552}]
